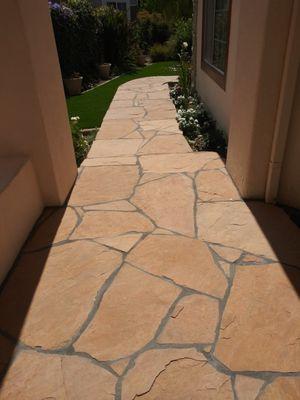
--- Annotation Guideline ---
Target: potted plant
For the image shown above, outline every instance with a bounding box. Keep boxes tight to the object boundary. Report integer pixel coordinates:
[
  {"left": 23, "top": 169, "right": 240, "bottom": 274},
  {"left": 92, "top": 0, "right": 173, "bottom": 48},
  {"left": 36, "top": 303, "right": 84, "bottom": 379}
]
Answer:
[
  {"left": 137, "top": 53, "right": 146, "bottom": 67},
  {"left": 98, "top": 63, "right": 111, "bottom": 80},
  {"left": 64, "top": 72, "right": 83, "bottom": 96}
]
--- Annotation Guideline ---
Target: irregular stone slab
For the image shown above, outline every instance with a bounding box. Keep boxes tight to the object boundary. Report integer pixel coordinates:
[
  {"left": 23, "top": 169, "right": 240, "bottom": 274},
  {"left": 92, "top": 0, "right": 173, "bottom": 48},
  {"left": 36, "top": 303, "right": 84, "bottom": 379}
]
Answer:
[
  {"left": 127, "top": 235, "right": 227, "bottom": 297},
  {"left": 202, "top": 158, "right": 226, "bottom": 170},
  {"left": 139, "top": 119, "right": 181, "bottom": 134},
  {"left": 82, "top": 156, "right": 137, "bottom": 166},
  {"left": 95, "top": 233, "right": 143, "bottom": 252},
  {"left": 96, "top": 119, "right": 138, "bottom": 139},
  {"left": 198, "top": 201, "right": 300, "bottom": 264},
  {"left": 84, "top": 200, "right": 136, "bottom": 212},
  {"left": 139, "top": 172, "right": 170, "bottom": 185},
  {"left": 140, "top": 152, "right": 219, "bottom": 173},
  {"left": 25, "top": 207, "right": 78, "bottom": 251},
  {"left": 145, "top": 109, "right": 176, "bottom": 120},
  {"left": 69, "top": 165, "right": 139, "bottom": 206},
  {"left": 88, "top": 139, "right": 144, "bottom": 158},
  {"left": 110, "top": 358, "right": 130, "bottom": 375},
  {"left": 196, "top": 170, "right": 240, "bottom": 201},
  {"left": 215, "top": 264, "right": 300, "bottom": 371},
  {"left": 0, "top": 351, "right": 116, "bottom": 400},
  {"left": 259, "top": 377, "right": 300, "bottom": 399},
  {"left": 157, "top": 294, "right": 219, "bottom": 344},
  {"left": 122, "top": 348, "right": 234, "bottom": 400},
  {"left": 132, "top": 174, "right": 195, "bottom": 236},
  {"left": 235, "top": 375, "right": 264, "bottom": 400},
  {"left": 105, "top": 107, "right": 145, "bottom": 120},
  {"left": 71, "top": 211, "right": 153, "bottom": 240},
  {"left": 74, "top": 264, "right": 180, "bottom": 361},
  {"left": 138, "top": 135, "right": 191, "bottom": 155},
  {"left": 0, "top": 242, "right": 122, "bottom": 349},
  {"left": 219, "top": 261, "right": 231, "bottom": 277},
  {"left": 210, "top": 244, "right": 242, "bottom": 262},
  {"left": 152, "top": 228, "right": 175, "bottom": 235},
  {"left": 109, "top": 100, "right": 134, "bottom": 108},
  {"left": 113, "top": 91, "right": 137, "bottom": 100},
  {"left": 241, "top": 254, "right": 269, "bottom": 264}
]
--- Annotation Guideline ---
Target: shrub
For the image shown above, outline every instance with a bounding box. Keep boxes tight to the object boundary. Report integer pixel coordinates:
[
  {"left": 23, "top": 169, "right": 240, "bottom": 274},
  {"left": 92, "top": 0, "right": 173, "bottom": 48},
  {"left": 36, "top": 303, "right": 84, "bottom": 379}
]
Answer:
[
  {"left": 150, "top": 43, "right": 173, "bottom": 62},
  {"left": 168, "top": 18, "right": 192, "bottom": 59},
  {"left": 70, "top": 116, "right": 89, "bottom": 165},
  {"left": 135, "top": 10, "right": 171, "bottom": 52}
]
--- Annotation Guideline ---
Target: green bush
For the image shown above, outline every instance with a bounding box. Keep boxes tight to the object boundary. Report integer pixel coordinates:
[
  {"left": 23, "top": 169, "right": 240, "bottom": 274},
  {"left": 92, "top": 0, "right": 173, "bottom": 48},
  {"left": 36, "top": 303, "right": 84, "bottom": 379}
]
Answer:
[
  {"left": 168, "top": 18, "right": 192, "bottom": 59},
  {"left": 135, "top": 10, "right": 171, "bottom": 52},
  {"left": 49, "top": 1, "right": 136, "bottom": 87},
  {"left": 150, "top": 43, "right": 173, "bottom": 62},
  {"left": 69, "top": 116, "right": 90, "bottom": 165}
]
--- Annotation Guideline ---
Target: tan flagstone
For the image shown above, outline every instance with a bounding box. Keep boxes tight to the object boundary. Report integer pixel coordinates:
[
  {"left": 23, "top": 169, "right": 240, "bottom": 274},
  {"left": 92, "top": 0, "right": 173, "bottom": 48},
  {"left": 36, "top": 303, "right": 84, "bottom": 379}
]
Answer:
[
  {"left": 88, "top": 139, "right": 144, "bottom": 158},
  {"left": 219, "top": 261, "right": 231, "bottom": 277},
  {"left": 96, "top": 119, "right": 138, "bottom": 139},
  {"left": 139, "top": 119, "right": 181, "bottom": 133},
  {"left": 84, "top": 200, "right": 136, "bottom": 212},
  {"left": 241, "top": 253, "right": 268, "bottom": 263},
  {"left": 152, "top": 228, "right": 175, "bottom": 235},
  {"left": 132, "top": 174, "right": 195, "bottom": 236},
  {"left": 198, "top": 201, "right": 300, "bottom": 265},
  {"left": 139, "top": 172, "right": 170, "bottom": 185},
  {"left": 82, "top": 156, "right": 136, "bottom": 166},
  {"left": 69, "top": 165, "right": 139, "bottom": 206},
  {"left": 109, "top": 100, "right": 134, "bottom": 108},
  {"left": 105, "top": 106, "right": 145, "bottom": 120},
  {"left": 125, "top": 131, "right": 144, "bottom": 139},
  {"left": 25, "top": 207, "right": 78, "bottom": 251},
  {"left": 157, "top": 294, "right": 219, "bottom": 344},
  {"left": 0, "top": 351, "right": 116, "bottom": 400},
  {"left": 95, "top": 233, "right": 143, "bottom": 252},
  {"left": 202, "top": 157, "right": 225, "bottom": 170},
  {"left": 210, "top": 244, "right": 242, "bottom": 262},
  {"left": 74, "top": 264, "right": 180, "bottom": 361},
  {"left": 122, "top": 348, "right": 234, "bottom": 400},
  {"left": 145, "top": 109, "right": 176, "bottom": 120},
  {"left": 127, "top": 235, "right": 228, "bottom": 297},
  {"left": 215, "top": 264, "right": 300, "bottom": 371},
  {"left": 110, "top": 357, "right": 130, "bottom": 375},
  {"left": 140, "top": 152, "right": 219, "bottom": 173},
  {"left": 259, "top": 377, "right": 300, "bottom": 399},
  {"left": 0, "top": 242, "right": 122, "bottom": 349},
  {"left": 71, "top": 211, "right": 153, "bottom": 240},
  {"left": 113, "top": 91, "right": 137, "bottom": 100},
  {"left": 234, "top": 375, "right": 264, "bottom": 400},
  {"left": 138, "top": 135, "right": 191, "bottom": 155},
  {"left": 196, "top": 170, "right": 240, "bottom": 201}
]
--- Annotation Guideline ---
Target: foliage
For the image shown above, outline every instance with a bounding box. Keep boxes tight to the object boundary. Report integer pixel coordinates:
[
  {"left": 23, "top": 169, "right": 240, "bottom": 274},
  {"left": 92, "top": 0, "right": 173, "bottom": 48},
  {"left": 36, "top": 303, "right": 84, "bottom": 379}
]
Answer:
[
  {"left": 150, "top": 43, "right": 173, "bottom": 62},
  {"left": 170, "top": 46, "right": 227, "bottom": 156},
  {"left": 67, "top": 61, "right": 179, "bottom": 129},
  {"left": 177, "top": 42, "right": 192, "bottom": 98},
  {"left": 49, "top": 1, "right": 136, "bottom": 87},
  {"left": 140, "top": 0, "right": 193, "bottom": 20},
  {"left": 168, "top": 18, "right": 193, "bottom": 59},
  {"left": 135, "top": 10, "right": 171, "bottom": 52},
  {"left": 69, "top": 116, "right": 90, "bottom": 165}
]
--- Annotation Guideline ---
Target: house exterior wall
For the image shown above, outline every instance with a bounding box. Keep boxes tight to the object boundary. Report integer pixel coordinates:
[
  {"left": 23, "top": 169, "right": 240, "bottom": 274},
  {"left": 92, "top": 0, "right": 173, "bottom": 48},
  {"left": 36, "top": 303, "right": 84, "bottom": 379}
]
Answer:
[
  {"left": 194, "top": 0, "right": 300, "bottom": 209},
  {"left": 0, "top": 0, "right": 77, "bottom": 205}
]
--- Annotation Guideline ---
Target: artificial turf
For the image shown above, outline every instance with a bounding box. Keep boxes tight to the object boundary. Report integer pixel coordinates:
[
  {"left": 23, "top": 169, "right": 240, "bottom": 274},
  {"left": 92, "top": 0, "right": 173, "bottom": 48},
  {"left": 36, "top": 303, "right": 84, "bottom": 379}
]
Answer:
[{"left": 66, "top": 61, "right": 179, "bottom": 129}]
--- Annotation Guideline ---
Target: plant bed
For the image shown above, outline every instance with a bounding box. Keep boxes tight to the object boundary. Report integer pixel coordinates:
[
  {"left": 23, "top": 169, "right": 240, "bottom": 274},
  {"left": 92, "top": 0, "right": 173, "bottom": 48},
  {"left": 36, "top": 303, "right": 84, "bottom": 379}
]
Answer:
[{"left": 170, "top": 44, "right": 227, "bottom": 158}]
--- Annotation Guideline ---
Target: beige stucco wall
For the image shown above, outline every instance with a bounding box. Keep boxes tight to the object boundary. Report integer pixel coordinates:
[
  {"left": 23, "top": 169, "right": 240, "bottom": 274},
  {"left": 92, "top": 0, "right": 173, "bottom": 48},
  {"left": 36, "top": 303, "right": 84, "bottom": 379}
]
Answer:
[
  {"left": 0, "top": 0, "right": 77, "bottom": 283},
  {"left": 0, "top": 0, "right": 77, "bottom": 206},
  {"left": 278, "top": 66, "right": 300, "bottom": 208},
  {"left": 194, "top": 0, "right": 240, "bottom": 132}
]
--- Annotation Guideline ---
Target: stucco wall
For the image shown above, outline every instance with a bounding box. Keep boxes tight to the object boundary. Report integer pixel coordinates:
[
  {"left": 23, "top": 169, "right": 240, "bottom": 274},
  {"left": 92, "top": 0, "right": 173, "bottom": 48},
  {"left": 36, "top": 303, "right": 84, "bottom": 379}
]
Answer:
[
  {"left": 278, "top": 66, "right": 300, "bottom": 208},
  {"left": 194, "top": 0, "right": 240, "bottom": 132},
  {"left": 0, "top": 0, "right": 77, "bottom": 206}
]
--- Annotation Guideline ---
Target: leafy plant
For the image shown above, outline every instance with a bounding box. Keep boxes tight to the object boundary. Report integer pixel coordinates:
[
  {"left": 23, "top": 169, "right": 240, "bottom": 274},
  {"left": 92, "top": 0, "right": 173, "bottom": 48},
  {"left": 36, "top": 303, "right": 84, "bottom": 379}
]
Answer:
[
  {"left": 178, "top": 42, "right": 192, "bottom": 98},
  {"left": 150, "top": 43, "right": 172, "bottom": 61},
  {"left": 70, "top": 116, "right": 90, "bottom": 165}
]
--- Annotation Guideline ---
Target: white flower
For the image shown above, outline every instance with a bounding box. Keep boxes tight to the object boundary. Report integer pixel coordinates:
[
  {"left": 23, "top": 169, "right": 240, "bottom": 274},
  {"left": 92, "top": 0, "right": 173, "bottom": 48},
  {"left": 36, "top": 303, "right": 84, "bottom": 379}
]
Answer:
[
  {"left": 71, "top": 116, "right": 80, "bottom": 121},
  {"left": 183, "top": 42, "right": 188, "bottom": 48}
]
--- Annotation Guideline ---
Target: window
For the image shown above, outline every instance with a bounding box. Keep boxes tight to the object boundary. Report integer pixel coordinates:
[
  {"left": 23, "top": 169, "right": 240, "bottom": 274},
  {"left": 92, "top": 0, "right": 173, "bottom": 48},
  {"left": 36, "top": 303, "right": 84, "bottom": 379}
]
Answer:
[{"left": 201, "top": 0, "right": 231, "bottom": 89}]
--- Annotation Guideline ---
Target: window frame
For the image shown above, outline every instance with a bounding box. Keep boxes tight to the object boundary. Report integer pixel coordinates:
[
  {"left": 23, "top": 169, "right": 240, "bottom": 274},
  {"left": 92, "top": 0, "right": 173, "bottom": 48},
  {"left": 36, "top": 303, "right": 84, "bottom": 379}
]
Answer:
[{"left": 201, "top": 0, "right": 232, "bottom": 90}]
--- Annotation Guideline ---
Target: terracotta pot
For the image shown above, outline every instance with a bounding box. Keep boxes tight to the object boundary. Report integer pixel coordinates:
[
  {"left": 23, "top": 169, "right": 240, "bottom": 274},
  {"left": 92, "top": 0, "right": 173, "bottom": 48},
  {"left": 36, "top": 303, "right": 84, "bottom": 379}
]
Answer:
[
  {"left": 63, "top": 76, "right": 83, "bottom": 96},
  {"left": 98, "top": 63, "right": 111, "bottom": 80},
  {"left": 137, "top": 54, "right": 146, "bottom": 67}
]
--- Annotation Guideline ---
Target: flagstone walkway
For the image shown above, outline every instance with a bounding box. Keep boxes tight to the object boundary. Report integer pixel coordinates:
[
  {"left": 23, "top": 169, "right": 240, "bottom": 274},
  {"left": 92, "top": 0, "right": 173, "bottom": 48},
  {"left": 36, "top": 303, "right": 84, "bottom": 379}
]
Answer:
[{"left": 0, "top": 76, "right": 300, "bottom": 399}]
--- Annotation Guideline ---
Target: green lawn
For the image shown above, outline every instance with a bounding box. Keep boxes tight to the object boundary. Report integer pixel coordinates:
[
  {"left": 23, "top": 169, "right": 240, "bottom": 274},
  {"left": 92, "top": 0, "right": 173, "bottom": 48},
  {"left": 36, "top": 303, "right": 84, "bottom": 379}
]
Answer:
[{"left": 67, "top": 61, "right": 179, "bottom": 129}]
